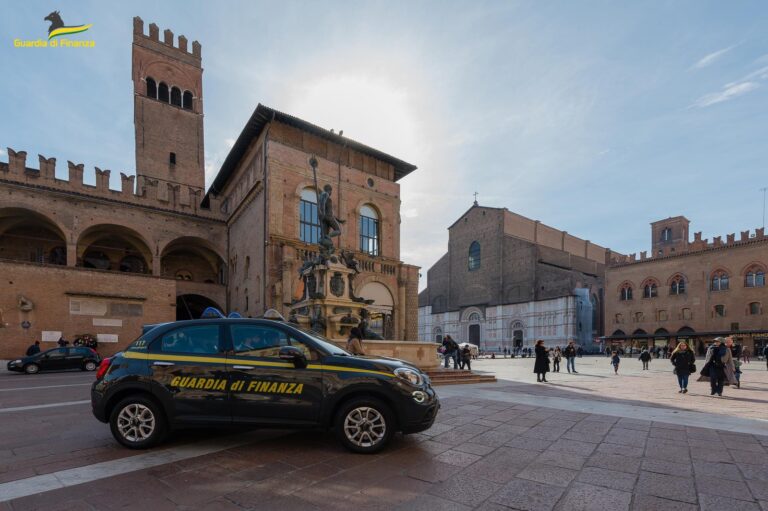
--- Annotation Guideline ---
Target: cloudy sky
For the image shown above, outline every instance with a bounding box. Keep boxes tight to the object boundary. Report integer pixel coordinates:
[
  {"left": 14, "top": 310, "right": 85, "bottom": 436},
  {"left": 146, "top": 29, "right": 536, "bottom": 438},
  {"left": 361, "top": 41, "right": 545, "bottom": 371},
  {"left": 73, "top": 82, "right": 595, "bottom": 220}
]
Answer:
[{"left": 2, "top": 1, "right": 767, "bottom": 289}]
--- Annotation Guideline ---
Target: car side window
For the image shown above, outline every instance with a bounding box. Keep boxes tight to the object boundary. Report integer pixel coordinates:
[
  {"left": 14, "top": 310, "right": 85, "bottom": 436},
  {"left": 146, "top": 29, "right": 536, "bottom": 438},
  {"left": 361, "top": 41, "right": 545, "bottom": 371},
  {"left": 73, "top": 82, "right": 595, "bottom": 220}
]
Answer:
[
  {"left": 230, "top": 325, "right": 319, "bottom": 361},
  {"left": 47, "top": 349, "right": 67, "bottom": 358},
  {"left": 160, "top": 325, "right": 221, "bottom": 355}
]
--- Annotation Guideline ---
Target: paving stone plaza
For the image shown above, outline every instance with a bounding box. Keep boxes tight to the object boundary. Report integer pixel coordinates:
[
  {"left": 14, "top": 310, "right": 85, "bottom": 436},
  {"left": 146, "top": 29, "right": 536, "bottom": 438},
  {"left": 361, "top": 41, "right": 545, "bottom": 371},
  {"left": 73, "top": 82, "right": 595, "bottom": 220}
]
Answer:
[{"left": 1, "top": 356, "right": 766, "bottom": 510}]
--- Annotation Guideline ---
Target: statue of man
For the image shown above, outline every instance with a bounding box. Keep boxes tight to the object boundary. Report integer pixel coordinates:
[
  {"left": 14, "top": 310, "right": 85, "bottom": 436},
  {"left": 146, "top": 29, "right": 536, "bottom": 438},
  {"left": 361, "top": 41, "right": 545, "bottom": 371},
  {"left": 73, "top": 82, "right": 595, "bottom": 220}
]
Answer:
[{"left": 317, "top": 184, "right": 343, "bottom": 238}]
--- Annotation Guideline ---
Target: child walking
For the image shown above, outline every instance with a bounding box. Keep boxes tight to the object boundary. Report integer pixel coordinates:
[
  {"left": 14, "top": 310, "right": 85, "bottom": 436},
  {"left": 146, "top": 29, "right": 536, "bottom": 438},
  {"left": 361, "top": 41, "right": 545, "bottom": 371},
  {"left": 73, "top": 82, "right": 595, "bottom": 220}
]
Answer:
[{"left": 611, "top": 351, "right": 621, "bottom": 374}]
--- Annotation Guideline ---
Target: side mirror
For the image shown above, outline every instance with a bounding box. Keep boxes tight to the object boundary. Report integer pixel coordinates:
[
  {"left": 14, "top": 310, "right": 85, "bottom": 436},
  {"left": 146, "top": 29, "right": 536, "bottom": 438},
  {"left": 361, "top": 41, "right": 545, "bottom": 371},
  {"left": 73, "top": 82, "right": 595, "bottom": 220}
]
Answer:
[{"left": 279, "top": 346, "right": 307, "bottom": 368}]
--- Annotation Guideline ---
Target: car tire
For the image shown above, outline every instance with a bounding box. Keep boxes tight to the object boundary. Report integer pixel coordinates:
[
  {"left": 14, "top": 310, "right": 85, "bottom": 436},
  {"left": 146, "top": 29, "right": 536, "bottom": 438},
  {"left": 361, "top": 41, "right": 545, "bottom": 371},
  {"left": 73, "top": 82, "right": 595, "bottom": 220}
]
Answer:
[
  {"left": 334, "top": 397, "right": 395, "bottom": 454},
  {"left": 24, "top": 364, "right": 39, "bottom": 375},
  {"left": 83, "top": 361, "right": 97, "bottom": 371},
  {"left": 109, "top": 396, "right": 167, "bottom": 449}
]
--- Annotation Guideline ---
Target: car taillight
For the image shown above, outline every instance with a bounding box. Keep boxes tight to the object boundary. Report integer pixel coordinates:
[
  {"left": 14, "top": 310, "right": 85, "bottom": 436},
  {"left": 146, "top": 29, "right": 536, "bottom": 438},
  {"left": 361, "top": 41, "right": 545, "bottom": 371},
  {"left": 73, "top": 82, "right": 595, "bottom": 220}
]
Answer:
[{"left": 95, "top": 358, "right": 112, "bottom": 380}]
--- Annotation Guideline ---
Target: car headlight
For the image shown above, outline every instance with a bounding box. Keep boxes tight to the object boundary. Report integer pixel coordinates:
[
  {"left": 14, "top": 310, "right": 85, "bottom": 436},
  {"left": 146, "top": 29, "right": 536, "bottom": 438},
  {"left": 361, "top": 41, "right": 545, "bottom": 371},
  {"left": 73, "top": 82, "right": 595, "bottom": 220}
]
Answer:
[
  {"left": 12, "top": 359, "right": 22, "bottom": 365},
  {"left": 394, "top": 367, "right": 424, "bottom": 386}
]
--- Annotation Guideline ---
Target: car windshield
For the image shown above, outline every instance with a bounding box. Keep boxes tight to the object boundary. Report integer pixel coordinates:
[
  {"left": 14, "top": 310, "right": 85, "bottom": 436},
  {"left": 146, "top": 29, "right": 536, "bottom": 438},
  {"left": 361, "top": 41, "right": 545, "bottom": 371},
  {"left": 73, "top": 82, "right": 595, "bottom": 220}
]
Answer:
[{"left": 292, "top": 325, "right": 351, "bottom": 356}]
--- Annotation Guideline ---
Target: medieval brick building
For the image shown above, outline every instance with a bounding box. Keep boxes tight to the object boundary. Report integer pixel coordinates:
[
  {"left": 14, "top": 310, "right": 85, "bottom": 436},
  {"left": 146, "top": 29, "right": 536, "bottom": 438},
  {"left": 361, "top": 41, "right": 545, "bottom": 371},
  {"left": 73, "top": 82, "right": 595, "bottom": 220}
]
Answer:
[
  {"left": 0, "top": 16, "right": 419, "bottom": 360},
  {"left": 418, "top": 203, "right": 620, "bottom": 351},
  {"left": 605, "top": 217, "right": 768, "bottom": 355}
]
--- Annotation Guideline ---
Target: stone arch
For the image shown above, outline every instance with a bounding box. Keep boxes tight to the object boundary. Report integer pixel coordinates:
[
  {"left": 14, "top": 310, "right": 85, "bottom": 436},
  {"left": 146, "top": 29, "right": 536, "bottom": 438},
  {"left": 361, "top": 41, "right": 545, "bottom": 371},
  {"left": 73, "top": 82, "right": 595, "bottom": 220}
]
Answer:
[
  {"left": 160, "top": 236, "right": 225, "bottom": 284},
  {"left": 357, "top": 281, "right": 395, "bottom": 339},
  {"left": 460, "top": 306, "right": 484, "bottom": 322},
  {"left": 76, "top": 224, "right": 153, "bottom": 274},
  {"left": 0, "top": 207, "right": 69, "bottom": 265},
  {"left": 176, "top": 294, "right": 223, "bottom": 321},
  {"left": 740, "top": 261, "right": 767, "bottom": 276}
]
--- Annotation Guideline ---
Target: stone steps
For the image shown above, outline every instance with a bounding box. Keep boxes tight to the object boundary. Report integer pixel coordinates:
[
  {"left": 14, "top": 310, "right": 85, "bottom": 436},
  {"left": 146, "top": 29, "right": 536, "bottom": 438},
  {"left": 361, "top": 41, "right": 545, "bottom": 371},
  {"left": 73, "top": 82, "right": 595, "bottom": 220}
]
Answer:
[{"left": 426, "top": 369, "right": 497, "bottom": 386}]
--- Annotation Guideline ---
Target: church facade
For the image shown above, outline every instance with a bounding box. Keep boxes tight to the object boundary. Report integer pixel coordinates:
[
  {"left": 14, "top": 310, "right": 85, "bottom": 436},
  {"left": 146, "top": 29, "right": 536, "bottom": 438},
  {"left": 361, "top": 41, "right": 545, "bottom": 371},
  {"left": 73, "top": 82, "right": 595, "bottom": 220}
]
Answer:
[
  {"left": 418, "top": 204, "right": 620, "bottom": 351},
  {"left": 0, "top": 17, "right": 419, "bottom": 360}
]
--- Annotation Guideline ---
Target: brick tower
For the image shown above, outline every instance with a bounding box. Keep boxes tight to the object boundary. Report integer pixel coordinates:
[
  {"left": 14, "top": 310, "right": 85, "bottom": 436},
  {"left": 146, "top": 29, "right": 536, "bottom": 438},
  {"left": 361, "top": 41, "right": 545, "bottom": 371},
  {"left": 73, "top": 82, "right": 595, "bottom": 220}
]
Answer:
[
  {"left": 132, "top": 17, "right": 205, "bottom": 192},
  {"left": 650, "top": 216, "right": 690, "bottom": 257}
]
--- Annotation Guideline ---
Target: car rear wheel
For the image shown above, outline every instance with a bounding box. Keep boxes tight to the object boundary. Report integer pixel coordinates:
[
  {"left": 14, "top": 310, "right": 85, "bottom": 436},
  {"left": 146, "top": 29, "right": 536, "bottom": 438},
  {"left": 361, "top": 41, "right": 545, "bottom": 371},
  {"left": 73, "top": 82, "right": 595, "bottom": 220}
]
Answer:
[
  {"left": 83, "top": 361, "right": 97, "bottom": 371},
  {"left": 109, "top": 396, "right": 167, "bottom": 449},
  {"left": 24, "top": 364, "right": 39, "bottom": 375},
  {"left": 334, "top": 397, "right": 394, "bottom": 454}
]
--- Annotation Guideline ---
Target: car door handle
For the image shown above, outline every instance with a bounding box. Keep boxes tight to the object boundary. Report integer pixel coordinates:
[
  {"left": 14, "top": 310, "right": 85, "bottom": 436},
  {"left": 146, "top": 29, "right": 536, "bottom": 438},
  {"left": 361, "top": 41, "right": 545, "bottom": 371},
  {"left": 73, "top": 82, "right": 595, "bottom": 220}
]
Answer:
[
  {"left": 153, "top": 361, "right": 175, "bottom": 367},
  {"left": 231, "top": 365, "right": 254, "bottom": 370}
]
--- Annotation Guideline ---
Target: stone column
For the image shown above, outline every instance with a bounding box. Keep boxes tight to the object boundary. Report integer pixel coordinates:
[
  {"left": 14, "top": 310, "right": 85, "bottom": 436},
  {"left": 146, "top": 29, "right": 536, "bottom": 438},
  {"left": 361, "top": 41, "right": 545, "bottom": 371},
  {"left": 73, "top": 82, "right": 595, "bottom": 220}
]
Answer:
[{"left": 66, "top": 244, "right": 77, "bottom": 267}]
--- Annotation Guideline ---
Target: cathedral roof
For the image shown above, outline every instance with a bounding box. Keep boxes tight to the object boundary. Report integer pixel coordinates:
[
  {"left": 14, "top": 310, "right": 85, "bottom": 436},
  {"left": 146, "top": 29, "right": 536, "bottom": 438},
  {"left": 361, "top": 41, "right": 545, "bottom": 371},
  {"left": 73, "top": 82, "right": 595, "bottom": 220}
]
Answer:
[{"left": 203, "top": 104, "right": 417, "bottom": 205}]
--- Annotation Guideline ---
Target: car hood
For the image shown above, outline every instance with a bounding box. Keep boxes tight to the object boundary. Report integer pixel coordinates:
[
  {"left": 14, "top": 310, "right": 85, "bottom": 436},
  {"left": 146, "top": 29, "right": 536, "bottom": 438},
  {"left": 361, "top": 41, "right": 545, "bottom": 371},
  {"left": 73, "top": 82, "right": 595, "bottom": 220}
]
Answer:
[{"left": 328, "top": 354, "right": 422, "bottom": 373}]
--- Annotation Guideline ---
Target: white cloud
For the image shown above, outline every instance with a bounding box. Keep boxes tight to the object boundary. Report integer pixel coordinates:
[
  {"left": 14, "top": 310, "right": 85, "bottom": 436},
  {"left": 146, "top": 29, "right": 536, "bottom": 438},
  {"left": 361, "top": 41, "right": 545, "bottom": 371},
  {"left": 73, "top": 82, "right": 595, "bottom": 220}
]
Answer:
[
  {"left": 692, "top": 45, "right": 736, "bottom": 69},
  {"left": 225, "top": 138, "right": 236, "bottom": 148},
  {"left": 0, "top": 148, "right": 5, "bottom": 157},
  {"left": 691, "top": 81, "right": 759, "bottom": 108}
]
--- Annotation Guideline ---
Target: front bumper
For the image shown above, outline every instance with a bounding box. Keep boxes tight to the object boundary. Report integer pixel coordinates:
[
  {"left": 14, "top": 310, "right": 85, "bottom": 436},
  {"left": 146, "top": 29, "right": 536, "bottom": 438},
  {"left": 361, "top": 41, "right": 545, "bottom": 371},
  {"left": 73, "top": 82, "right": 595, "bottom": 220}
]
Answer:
[
  {"left": 6, "top": 361, "right": 23, "bottom": 372},
  {"left": 400, "top": 385, "right": 440, "bottom": 434}
]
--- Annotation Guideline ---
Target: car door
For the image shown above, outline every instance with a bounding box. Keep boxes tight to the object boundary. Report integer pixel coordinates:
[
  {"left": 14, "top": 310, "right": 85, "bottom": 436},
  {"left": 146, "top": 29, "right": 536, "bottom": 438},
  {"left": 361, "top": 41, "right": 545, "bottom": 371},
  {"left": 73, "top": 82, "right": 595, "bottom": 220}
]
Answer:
[
  {"left": 227, "top": 323, "right": 324, "bottom": 425},
  {"left": 40, "top": 348, "right": 68, "bottom": 371},
  {"left": 64, "top": 348, "right": 85, "bottom": 370},
  {"left": 147, "top": 322, "right": 230, "bottom": 424}
]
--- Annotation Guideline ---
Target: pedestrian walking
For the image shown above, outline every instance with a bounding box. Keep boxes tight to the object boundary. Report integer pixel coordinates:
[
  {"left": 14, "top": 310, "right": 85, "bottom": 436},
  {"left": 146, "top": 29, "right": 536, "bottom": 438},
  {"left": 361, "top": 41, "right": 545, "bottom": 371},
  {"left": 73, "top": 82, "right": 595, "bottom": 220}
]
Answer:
[
  {"left": 442, "top": 335, "right": 459, "bottom": 369},
  {"left": 698, "top": 337, "right": 729, "bottom": 396},
  {"left": 611, "top": 351, "right": 620, "bottom": 374},
  {"left": 670, "top": 341, "right": 695, "bottom": 393},
  {"left": 564, "top": 341, "right": 578, "bottom": 373},
  {"left": 741, "top": 347, "right": 750, "bottom": 364},
  {"left": 57, "top": 336, "right": 69, "bottom": 347},
  {"left": 459, "top": 345, "right": 472, "bottom": 371},
  {"left": 534, "top": 340, "right": 550, "bottom": 383},
  {"left": 346, "top": 327, "right": 366, "bottom": 355},
  {"left": 734, "top": 358, "right": 742, "bottom": 388},
  {"left": 723, "top": 337, "right": 739, "bottom": 387},
  {"left": 639, "top": 348, "right": 651, "bottom": 370},
  {"left": 577, "top": 346, "right": 583, "bottom": 358},
  {"left": 552, "top": 347, "right": 562, "bottom": 372},
  {"left": 764, "top": 345, "right": 768, "bottom": 370}
]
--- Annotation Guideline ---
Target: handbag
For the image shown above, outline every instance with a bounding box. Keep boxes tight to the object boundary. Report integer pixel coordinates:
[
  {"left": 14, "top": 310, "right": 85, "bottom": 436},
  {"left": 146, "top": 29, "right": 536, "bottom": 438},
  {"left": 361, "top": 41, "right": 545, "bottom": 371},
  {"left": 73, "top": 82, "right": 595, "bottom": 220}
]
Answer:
[{"left": 689, "top": 363, "right": 697, "bottom": 373}]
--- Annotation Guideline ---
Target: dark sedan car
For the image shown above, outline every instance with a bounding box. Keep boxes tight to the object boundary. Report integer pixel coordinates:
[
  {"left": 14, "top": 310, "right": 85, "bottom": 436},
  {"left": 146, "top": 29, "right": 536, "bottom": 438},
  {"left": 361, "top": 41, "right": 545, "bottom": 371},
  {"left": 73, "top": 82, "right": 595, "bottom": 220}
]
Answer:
[{"left": 7, "top": 347, "right": 101, "bottom": 374}]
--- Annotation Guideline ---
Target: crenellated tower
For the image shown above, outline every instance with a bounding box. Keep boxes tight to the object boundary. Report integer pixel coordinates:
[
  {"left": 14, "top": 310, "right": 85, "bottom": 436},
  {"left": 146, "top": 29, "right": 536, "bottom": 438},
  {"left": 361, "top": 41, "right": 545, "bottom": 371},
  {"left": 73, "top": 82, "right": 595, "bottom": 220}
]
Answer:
[{"left": 132, "top": 16, "right": 205, "bottom": 192}]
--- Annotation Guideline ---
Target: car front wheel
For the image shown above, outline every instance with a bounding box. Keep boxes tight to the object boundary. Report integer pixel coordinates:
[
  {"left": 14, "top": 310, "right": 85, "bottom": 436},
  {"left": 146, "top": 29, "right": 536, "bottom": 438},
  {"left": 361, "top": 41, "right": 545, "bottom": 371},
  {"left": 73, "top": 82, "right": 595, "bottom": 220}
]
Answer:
[
  {"left": 24, "top": 364, "right": 39, "bottom": 375},
  {"left": 334, "top": 397, "right": 394, "bottom": 454},
  {"left": 109, "top": 396, "right": 167, "bottom": 449},
  {"left": 83, "top": 361, "right": 97, "bottom": 371}
]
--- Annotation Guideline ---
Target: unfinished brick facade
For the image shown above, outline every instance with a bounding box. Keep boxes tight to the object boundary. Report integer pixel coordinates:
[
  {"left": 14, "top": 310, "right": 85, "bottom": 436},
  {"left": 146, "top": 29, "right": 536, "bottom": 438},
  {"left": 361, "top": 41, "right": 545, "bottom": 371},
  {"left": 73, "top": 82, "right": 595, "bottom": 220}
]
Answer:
[
  {"left": 0, "top": 16, "right": 420, "bottom": 359},
  {"left": 418, "top": 204, "right": 620, "bottom": 351}
]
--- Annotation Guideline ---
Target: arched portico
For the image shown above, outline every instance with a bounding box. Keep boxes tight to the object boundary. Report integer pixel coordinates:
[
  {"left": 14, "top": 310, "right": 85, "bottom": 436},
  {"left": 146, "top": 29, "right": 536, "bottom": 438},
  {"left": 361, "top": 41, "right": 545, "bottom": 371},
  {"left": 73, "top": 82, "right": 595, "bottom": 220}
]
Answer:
[
  {"left": 76, "top": 224, "right": 153, "bottom": 274},
  {"left": 0, "top": 207, "right": 68, "bottom": 265}
]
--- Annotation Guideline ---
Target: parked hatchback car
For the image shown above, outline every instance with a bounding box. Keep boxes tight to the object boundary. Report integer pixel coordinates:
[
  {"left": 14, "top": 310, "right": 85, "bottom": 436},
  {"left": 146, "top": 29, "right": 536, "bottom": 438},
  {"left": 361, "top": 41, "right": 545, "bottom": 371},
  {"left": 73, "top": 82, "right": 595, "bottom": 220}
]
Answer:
[{"left": 7, "top": 347, "right": 101, "bottom": 374}]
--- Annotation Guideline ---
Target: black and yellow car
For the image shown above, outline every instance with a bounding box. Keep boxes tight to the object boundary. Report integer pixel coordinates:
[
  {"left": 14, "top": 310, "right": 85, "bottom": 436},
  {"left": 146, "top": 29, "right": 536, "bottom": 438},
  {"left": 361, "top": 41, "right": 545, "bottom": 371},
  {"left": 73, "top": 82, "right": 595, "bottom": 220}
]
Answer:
[{"left": 91, "top": 314, "right": 438, "bottom": 453}]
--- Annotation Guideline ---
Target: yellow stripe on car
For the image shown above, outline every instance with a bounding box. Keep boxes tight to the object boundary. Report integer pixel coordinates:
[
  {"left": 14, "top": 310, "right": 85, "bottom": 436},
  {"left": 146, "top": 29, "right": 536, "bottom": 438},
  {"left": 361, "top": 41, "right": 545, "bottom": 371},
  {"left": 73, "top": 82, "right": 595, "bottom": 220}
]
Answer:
[{"left": 122, "top": 351, "right": 393, "bottom": 377}]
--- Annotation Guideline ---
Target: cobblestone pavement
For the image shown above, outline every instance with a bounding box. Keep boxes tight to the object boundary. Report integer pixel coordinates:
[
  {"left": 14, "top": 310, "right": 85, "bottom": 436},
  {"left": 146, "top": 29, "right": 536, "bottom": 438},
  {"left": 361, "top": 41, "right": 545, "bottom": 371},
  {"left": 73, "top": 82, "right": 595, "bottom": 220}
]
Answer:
[{"left": 1, "top": 359, "right": 767, "bottom": 510}]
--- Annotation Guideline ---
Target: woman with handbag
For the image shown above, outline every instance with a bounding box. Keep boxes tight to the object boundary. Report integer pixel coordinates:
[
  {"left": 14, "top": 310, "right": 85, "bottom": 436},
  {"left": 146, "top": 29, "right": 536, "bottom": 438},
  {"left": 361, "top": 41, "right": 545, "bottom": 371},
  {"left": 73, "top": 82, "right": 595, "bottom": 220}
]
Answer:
[{"left": 670, "top": 342, "right": 695, "bottom": 393}]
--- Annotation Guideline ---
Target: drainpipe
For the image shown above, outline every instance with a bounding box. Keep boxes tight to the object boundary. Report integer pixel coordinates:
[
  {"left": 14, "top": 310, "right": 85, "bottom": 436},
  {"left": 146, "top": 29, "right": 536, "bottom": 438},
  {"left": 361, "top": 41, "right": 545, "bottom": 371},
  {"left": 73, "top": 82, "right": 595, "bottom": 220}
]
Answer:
[{"left": 262, "top": 113, "right": 274, "bottom": 312}]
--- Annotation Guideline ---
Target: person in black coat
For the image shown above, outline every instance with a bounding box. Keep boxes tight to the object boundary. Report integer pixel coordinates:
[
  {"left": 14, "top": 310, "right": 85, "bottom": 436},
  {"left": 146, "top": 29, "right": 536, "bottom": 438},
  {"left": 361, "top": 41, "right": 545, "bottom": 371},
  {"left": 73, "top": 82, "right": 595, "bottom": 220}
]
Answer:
[
  {"left": 533, "top": 340, "right": 550, "bottom": 382},
  {"left": 26, "top": 341, "right": 41, "bottom": 356},
  {"left": 670, "top": 341, "right": 695, "bottom": 393}
]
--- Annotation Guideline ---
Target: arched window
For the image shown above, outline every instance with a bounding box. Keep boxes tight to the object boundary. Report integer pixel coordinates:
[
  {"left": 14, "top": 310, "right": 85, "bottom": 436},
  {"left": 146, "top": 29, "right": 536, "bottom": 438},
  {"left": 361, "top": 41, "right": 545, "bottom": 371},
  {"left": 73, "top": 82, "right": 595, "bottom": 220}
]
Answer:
[
  {"left": 660, "top": 227, "right": 672, "bottom": 242},
  {"left": 158, "top": 82, "right": 169, "bottom": 102},
  {"left": 681, "top": 308, "right": 692, "bottom": 320},
  {"left": 745, "top": 266, "right": 766, "bottom": 288},
  {"left": 468, "top": 241, "right": 481, "bottom": 271},
  {"left": 433, "top": 327, "right": 443, "bottom": 343},
  {"left": 170, "top": 86, "right": 181, "bottom": 107},
  {"left": 359, "top": 205, "right": 379, "bottom": 256},
  {"left": 183, "top": 90, "right": 193, "bottom": 110},
  {"left": 468, "top": 312, "right": 481, "bottom": 322},
  {"left": 711, "top": 270, "right": 729, "bottom": 291},
  {"left": 748, "top": 302, "right": 761, "bottom": 315},
  {"left": 299, "top": 188, "right": 320, "bottom": 243},
  {"left": 642, "top": 279, "right": 658, "bottom": 299},
  {"left": 619, "top": 283, "right": 633, "bottom": 301},
  {"left": 670, "top": 275, "right": 686, "bottom": 295},
  {"left": 146, "top": 77, "right": 157, "bottom": 99}
]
